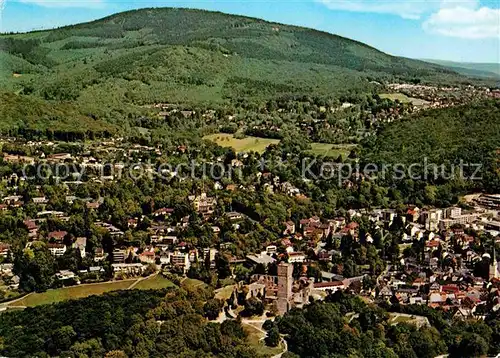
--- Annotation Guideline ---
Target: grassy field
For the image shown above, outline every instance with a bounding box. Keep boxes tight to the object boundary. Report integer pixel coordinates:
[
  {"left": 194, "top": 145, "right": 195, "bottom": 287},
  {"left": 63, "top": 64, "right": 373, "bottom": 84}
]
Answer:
[
  {"left": 8, "top": 275, "right": 175, "bottom": 307},
  {"left": 214, "top": 285, "right": 235, "bottom": 300},
  {"left": 9, "top": 280, "right": 136, "bottom": 307},
  {"left": 306, "top": 143, "right": 356, "bottom": 158},
  {"left": 134, "top": 275, "right": 175, "bottom": 290},
  {"left": 389, "top": 313, "right": 421, "bottom": 325},
  {"left": 203, "top": 133, "right": 280, "bottom": 153},
  {"left": 180, "top": 277, "right": 207, "bottom": 289},
  {"left": 243, "top": 323, "right": 283, "bottom": 357},
  {"left": 391, "top": 315, "right": 414, "bottom": 324},
  {"left": 379, "top": 93, "right": 429, "bottom": 106}
]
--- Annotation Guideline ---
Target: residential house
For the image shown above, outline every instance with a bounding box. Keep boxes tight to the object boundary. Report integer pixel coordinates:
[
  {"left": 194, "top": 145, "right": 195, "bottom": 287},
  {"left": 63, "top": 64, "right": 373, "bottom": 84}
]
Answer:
[
  {"left": 139, "top": 247, "right": 156, "bottom": 264},
  {"left": 153, "top": 207, "right": 174, "bottom": 218},
  {"left": 169, "top": 251, "right": 191, "bottom": 272},
  {"left": 8, "top": 275, "right": 19, "bottom": 290},
  {"left": 191, "top": 193, "right": 216, "bottom": 219},
  {"left": 32, "top": 197, "right": 49, "bottom": 205},
  {"left": 3, "top": 154, "right": 35, "bottom": 164},
  {"left": 73, "top": 237, "right": 87, "bottom": 258},
  {"left": 313, "top": 281, "right": 345, "bottom": 292},
  {"left": 379, "top": 286, "right": 393, "bottom": 298},
  {"left": 112, "top": 263, "right": 145, "bottom": 277},
  {"left": 24, "top": 219, "right": 38, "bottom": 239},
  {"left": 288, "top": 251, "right": 306, "bottom": 263},
  {"left": 0, "top": 263, "right": 13, "bottom": 276},
  {"left": 48, "top": 243, "right": 67, "bottom": 256},
  {"left": 283, "top": 221, "right": 295, "bottom": 235},
  {"left": 2, "top": 195, "right": 22, "bottom": 205},
  {"left": 265, "top": 245, "right": 277, "bottom": 255},
  {"left": 47, "top": 153, "right": 72, "bottom": 162},
  {"left": 86, "top": 201, "right": 101, "bottom": 210},
  {"left": 37, "top": 210, "right": 65, "bottom": 218},
  {"left": 87, "top": 266, "right": 104, "bottom": 273},
  {"left": 406, "top": 206, "right": 420, "bottom": 222},
  {"left": 453, "top": 308, "right": 472, "bottom": 320},
  {"left": 113, "top": 248, "right": 128, "bottom": 263},
  {"left": 96, "top": 222, "right": 124, "bottom": 237},
  {"left": 0, "top": 243, "right": 11, "bottom": 258},
  {"left": 94, "top": 248, "right": 107, "bottom": 262},
  {"left": 226, "top": 212, "right": 244, "bottom": 221},
  {"left": 56, "top": 270, "right": 76, "bottom": 280},
  {"left": 127, "top": 218, "right": 138, "bottom": 229},
  {"left": 48, "top": 231, "right": 68, "bottom": 242}
]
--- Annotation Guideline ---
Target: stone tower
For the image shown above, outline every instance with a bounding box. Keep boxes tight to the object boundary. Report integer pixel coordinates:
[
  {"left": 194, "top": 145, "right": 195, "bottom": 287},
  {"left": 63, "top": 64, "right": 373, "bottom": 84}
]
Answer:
[
  {"left": 490, "top": 247, "right": 498, "bottom": 280},
  {"left": 276, "top": 263, "right": 293, "bottom": 315}
]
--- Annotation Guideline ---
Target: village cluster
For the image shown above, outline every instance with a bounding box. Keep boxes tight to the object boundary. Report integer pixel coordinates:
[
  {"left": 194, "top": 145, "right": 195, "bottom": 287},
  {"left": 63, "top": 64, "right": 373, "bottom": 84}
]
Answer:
[
  {"left": 0, "top": 139, "right": 499, "bottom": 319},
  {"left": 0, "top": 81, "right": 499, "bottom": 316}
]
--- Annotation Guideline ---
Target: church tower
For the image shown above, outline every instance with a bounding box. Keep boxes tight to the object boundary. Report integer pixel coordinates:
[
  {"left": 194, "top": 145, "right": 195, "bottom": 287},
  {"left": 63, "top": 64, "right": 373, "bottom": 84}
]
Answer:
[{"left": 490, "top": 247, "right": 498, "bottom": 280}]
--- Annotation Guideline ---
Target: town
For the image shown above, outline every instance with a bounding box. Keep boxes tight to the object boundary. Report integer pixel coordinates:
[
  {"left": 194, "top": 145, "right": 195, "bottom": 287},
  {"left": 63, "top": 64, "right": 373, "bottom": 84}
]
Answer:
[
  {"left": 0, "top": 134, "right": 499, "bottom": 323},
  {"left": 1, "top": 4, "right": 500, "bottom": 357}
]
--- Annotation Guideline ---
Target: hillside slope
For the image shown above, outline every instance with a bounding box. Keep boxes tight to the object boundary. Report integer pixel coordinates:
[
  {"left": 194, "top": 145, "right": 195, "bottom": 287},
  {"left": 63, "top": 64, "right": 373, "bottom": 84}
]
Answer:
[
  {"left": 2, "top": 8, "right": 466, "bottom": 79},
  {"left": 0, "top": 8, "right": 485, "bottom": 137},
  {"left": 421, "top": 59, "right": 500, "bottom": 79},
  {"left": 362, "top": 100, "right": 500, "bottom": 202}
]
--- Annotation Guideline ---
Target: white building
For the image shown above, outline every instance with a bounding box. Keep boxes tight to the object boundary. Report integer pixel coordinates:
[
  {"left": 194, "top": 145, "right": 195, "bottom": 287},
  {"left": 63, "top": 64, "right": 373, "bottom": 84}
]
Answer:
[
  {"left": 288, "top": 252, "right": 306, "bottom": 263},
  {"left": 265, "top": 245, "right": 277, "bottom": 254},
  {"left": 112, "top": 263, "right": 145, "bottom": 277},
  {"left": 170, "top": 251, "right": 191, "bottom": 272},
  {"left": 56, "top": 270, "right": 76, "bottom": 280},
  {"left": 313, "top": 281, "right": 345, "bottom": 292},
  {"left": 73, "top": 237, "right": 87, "bottom": 258},
  {"left": 48, "top": 243, "right": 67, "bottom": 256}
]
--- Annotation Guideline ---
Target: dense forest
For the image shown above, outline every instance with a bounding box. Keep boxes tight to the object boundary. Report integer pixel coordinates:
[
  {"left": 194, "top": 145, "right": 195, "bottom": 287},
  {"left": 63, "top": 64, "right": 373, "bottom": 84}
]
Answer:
[
  {"left": 0, "top": 287, "right": 259, "bottom": 358},
  {"left": 1, "top": 288, "right": 499, "bottom": 358},
  {"left": 361, "top": 100, "right": 500, "bottom": 204},
  {"left": 275, "top": 291, "right": 500, "bottom": 358}
]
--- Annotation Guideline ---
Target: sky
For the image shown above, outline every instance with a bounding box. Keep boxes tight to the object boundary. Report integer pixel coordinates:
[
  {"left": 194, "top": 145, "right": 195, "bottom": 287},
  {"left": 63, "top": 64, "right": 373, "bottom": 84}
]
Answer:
[{"left": 0, "top": 0, "right": 499, "bottom": 63}]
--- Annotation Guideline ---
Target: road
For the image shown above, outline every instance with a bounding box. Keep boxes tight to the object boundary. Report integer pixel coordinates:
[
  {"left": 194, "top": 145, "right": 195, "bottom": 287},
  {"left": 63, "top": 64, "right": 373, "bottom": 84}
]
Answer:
[
  {"left": 127, "top": 272, "right": 157, "bottom": 289},
  {"left": 271, "top": 334, "right": 288, "bottom": 358},
  {"left": 0, "top": 292, "right": 32, "bottom": 311},
  {"left": 216, "top": 309, "right": 288, "bottom": 358},
  {"left": 377, "top": 264, "right": 391, "bottom": 286},
  {"left": 243, "top": 319, "right": 288, "bottom": 358}
]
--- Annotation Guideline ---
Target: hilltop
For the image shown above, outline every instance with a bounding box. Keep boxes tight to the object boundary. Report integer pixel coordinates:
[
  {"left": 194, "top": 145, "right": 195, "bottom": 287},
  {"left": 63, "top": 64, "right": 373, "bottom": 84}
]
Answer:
[{"left": 0, "top": 7, "right": 489, "bottom": 137}]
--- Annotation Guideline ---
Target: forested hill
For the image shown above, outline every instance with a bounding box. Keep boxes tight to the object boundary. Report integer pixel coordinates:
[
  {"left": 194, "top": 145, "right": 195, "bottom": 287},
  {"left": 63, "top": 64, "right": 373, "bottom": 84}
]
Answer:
[
  {"left": 0, "top": 7, "right": 487, "bottom": 137},
  {"left": 0, "top": 7, "right": 478, "bottom": 96},
  {"left": 7, "top": 7, "right": 456, "bottom": 77}
]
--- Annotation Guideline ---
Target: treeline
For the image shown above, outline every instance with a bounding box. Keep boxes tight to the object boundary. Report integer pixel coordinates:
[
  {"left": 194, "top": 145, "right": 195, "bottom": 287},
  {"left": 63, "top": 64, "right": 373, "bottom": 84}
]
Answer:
[
  {"left": 244, "top": 128, "right": 284, "bottom": 139},
  {"left": 0, "top": 38, "right": 40, "bottom": 57},
  {"left": 0, "top": 92, "right": 117, "bottom": 140},
  {"left": 0, "top": 37, "right": 55, "bottom": 67},
  {"left": 276, "top": 291, "right": 500, "bottom": 358},
  {"left": 0, "top": 287, "right": 260, "bottom": 358},
  {"left": 44, "top": 24, "right": 125, "bottom": 43},
  {"left": 61, "top": 40, "right": 107, "bottom": 50}
]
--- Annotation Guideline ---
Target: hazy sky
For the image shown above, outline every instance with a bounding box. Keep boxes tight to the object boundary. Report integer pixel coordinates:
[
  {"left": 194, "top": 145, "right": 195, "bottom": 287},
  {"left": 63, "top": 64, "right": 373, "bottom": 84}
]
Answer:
[{"left": 1, "top": 0, "right": 499, "bottom": 63}]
